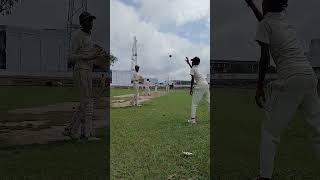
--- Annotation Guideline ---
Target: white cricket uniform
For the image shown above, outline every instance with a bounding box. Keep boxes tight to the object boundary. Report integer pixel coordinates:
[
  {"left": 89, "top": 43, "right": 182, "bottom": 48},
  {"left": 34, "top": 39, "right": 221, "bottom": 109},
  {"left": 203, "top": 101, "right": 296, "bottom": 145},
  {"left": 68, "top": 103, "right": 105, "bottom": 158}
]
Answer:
[
  {"left": 130, "top": 71, "right": 141, "bottom": 106},
  {"left": 155, "top": 84, "right": 158, "bottom": 92},
  {"left": 144, "top": 81, "right": 151, "bottom": 96},
  {"left": 255, "top": 12, "right": 320, "bottom": 178},
  {"left": 190, "top": 65, "right": 210, "bottom": 119},
  {"left": 66, "top": 29, "right": 97, "bottom": 138}
]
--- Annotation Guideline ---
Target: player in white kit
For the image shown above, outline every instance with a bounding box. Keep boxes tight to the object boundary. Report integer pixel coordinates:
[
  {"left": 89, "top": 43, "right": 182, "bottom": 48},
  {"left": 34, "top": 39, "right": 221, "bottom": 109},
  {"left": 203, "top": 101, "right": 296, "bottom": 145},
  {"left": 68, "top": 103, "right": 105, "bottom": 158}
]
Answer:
[
  {"left": 144, "top": 79, "right": 151, "bottom": 96},
  {"left": 130, "top": 65, "right": 143, "bottom": 106},
  {"left": 246, "top": 0, "right": 320, "bottom": 179},
  {"left": 154, "top": 83, "right": 157, "bottom": 92},
  {"left": 188, "top": 57, "right": 210, "bottom": 124}
]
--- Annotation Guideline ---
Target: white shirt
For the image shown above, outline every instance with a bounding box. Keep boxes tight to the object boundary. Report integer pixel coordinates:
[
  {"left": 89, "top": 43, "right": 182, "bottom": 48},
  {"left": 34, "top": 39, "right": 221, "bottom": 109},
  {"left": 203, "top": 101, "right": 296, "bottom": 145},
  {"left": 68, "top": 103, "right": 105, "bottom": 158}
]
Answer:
[
  {"left": 255, "top": 12, "right": 314, "bottom": 79},
  {"left": 145, "top": 81, "right": 150, "bottom": 88},
  {"left": 190, "top": 65, "right": 208, "bottom": 85},
  {"left": 69, "top": 29, "right": 96, "bottom": 70},
  {"left": 132, "top": 71, "right": 142, "bottom": 83}
]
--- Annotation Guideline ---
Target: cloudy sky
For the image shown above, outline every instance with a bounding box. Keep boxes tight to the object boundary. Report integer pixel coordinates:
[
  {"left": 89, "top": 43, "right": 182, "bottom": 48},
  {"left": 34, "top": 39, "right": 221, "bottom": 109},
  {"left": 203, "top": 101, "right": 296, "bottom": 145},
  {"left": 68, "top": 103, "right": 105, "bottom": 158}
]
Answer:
[
  {"left": 0, "top": 0, "right": 107, "bottom": 49},
  {"left": 212, "top": 0, "right": 320, "bottom": 61},
  {"left": 110, "top": 0, "right": 210, "bottom": 81}
]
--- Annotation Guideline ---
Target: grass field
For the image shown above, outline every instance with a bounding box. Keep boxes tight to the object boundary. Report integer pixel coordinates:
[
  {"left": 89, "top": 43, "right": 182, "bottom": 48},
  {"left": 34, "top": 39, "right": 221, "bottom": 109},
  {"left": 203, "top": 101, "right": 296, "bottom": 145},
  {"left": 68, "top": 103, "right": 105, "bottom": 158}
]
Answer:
[
  {"left": 212, "top": 88, "right": 320, "bottom": 179},
  {"left": 0, "top": 86, "right": 108, "bottom": 180},
  {"left": 111, "top": 89, "right": 210, "bottom": 179}
]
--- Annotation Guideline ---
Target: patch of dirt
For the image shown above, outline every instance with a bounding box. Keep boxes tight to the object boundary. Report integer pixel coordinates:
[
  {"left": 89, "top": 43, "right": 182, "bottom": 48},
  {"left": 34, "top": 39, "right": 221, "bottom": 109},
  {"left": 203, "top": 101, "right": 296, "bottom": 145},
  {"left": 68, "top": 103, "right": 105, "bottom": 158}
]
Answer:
[
  {"left": 111, "top": 91, "right": 166, "bottom": 108},
  {"left": 0, "top": 98, "right": 108, "bottom": 146}
]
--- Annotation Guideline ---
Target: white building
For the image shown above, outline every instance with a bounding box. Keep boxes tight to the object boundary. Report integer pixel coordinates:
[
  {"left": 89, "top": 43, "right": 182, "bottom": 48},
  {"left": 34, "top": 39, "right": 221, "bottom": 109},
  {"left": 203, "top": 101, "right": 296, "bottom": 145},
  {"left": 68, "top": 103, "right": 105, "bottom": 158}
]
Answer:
[
  {"left": 111, "top": 70, "right": 132, "bottom": 86},
  {"left": 0, "top": 25, "right": 68, "bottom": 76}
]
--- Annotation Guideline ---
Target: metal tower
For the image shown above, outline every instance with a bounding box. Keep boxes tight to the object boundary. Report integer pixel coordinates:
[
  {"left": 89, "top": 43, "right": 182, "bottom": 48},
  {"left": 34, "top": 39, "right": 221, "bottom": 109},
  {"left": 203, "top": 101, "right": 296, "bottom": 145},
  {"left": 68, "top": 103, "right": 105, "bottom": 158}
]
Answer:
[
  {"left": 66, "top": 0, "right": 88, "bottom": 50},
  {"left": 131, "top": 36, "right": 138, "bottom": 71}
]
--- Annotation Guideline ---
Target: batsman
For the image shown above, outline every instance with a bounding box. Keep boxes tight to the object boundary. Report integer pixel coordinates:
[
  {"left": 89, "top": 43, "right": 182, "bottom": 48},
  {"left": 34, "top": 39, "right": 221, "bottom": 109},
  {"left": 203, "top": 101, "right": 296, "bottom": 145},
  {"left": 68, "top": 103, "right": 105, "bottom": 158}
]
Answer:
[{"left": 63, "top": 11, "right": 102, "bottom": 140}]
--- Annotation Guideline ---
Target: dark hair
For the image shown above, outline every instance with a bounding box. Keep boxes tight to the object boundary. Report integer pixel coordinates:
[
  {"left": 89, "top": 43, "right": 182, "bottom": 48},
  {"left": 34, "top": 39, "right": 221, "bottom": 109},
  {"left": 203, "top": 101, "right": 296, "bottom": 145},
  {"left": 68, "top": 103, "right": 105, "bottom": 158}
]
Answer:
[
  {"left": 268, "top": 0, "right": 288, "bottom": 12},
  {"left": 147, "top": 79, "right": 149, "bottom": 81},
  {"left": 135, "top": 65, "right": 139, "bottom": 72},
  {"left": 191, "top": 57, "right": 200, "bottom": 65}
]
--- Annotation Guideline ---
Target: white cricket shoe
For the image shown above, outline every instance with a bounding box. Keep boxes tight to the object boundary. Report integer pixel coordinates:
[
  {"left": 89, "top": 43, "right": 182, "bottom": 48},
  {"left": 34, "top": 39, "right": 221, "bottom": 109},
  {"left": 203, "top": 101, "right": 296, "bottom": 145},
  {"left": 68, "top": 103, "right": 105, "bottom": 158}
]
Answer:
[{"left": 187, "top": 118, "right": 197, "bottom": 124}]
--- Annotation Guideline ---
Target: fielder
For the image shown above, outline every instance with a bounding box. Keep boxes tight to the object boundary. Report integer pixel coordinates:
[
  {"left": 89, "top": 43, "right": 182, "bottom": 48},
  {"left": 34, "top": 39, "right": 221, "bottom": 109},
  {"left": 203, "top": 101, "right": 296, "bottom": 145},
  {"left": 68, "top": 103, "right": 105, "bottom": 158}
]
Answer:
[
  {"left": 166, "top": 82, "right": 170, "bottom": 92},
  {"left": 188, "top": 57, "right": 210, "bottom": 124},
  {"left": 130, "top": 65, "right": 143, "bottom": 106},
  {"left": 144, "top": 79, "right": 151, "bottom": 96},
  {"left": 246, "top": 0, "right": 320, "bottom": 179},
  {"left": 63, "top": 12, "right": 99, "bottom": 140},
  {"left": 155, "top": 82, "right": 158, "bottom": 92}
]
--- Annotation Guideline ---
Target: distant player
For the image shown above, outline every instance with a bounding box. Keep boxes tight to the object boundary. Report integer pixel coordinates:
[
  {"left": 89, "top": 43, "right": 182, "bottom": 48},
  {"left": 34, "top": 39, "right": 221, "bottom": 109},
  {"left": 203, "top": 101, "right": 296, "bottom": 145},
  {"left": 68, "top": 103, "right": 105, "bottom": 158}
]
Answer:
[
  {"left": 154, "top": 82, "right": 158, "bottom": 92},
  {"left": 166, "top": 81, "right": 170, "bottom": 92},
  {"left": 246, "top": 0, "right": 320, "bottom": 179},
  {"left": 63, "top": 12, "right": 100, "bottom": 140},
  {"left": 130, "top": 65, "right": 143, "bottom": 106},
  {"left": 188, "top": 57, "right": 210, "bottom": 124},
  {"left": 144, "top": 79, "right": 151, "bottom": 96}
]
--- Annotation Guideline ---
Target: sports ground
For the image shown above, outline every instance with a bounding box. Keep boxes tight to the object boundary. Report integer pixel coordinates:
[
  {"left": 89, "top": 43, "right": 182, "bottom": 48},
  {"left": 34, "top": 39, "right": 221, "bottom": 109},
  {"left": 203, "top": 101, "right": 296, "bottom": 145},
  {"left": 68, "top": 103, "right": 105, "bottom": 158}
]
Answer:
[
  {"left": 110, "top": 87, "right": 210, "bottom": 179},
  {"left": 212, "top": 87, "right": 320, "bottom": 179},
  {"left": 0, "top": 86, "right": 210, "bottom": 179},
  {"left": 0, "top": 86, "right": 107, "bottom": 180}
]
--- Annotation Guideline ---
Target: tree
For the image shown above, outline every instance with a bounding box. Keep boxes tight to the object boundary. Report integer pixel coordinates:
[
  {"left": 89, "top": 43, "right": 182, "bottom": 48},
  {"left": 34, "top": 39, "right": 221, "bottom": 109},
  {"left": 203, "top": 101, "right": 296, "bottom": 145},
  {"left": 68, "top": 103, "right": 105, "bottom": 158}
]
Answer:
[
  {"left": 108, "top": 52, "right": 118, "bottom": 65},
  {"left": 0, "top": 0, "right": 19, "bottom": 15}
]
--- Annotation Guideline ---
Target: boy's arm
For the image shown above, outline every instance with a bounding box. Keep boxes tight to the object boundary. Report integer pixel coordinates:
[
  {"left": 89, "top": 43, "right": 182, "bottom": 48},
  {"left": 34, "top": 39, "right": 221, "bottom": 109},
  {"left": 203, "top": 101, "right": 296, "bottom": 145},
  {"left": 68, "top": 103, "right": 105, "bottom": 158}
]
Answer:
[
  {"left": 257, "top": 41, "right": 270, "bottom": 88},
  {"left": 185, "top": 57, "right": 192, "bottom": 68},
  {"left": 255, "top": 41, "right": 270, "bottom": 108},
  {"left": 245, "top": 0, "right": 264, "bottom": 21},
  {"left": 190, "top": 75, "right": 194, "bottom": 95}
]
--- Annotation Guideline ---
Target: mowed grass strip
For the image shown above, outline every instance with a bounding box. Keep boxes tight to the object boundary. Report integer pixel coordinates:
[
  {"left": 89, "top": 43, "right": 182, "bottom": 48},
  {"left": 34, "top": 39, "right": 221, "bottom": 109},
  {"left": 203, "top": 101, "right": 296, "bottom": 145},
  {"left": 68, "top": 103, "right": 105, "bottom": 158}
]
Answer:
[{"left": 111, "top": 89, "right": 210, "bottom": 179}]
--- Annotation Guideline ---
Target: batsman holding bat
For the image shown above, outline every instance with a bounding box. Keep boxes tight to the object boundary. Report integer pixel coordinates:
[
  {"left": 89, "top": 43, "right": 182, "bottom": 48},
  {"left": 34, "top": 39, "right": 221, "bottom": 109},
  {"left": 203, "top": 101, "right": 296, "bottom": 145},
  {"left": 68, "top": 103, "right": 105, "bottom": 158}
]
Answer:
[
  {"left": 187, "top": 57, "right": 210, "bottom": 124},
  {"left": 245, "top": 0, "right": 320, "bottom": 179}
]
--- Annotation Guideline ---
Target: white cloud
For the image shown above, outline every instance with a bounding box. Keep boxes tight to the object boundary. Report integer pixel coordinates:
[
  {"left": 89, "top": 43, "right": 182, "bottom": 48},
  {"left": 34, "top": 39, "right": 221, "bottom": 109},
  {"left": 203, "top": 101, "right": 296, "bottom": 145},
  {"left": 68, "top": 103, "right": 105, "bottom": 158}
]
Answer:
[
  {"left": 134, "top": 0, "right": 210, "bottom": 27},
  {"left": 111, "top": 0, "right": 209, "bottom": 81}
]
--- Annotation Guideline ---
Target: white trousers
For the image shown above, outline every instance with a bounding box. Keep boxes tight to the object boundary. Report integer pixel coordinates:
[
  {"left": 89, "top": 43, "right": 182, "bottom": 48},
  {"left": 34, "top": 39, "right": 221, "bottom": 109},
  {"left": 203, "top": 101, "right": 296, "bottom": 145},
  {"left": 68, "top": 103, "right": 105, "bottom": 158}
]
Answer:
[
  {"left": 144, "top": 86, "right": 150, "bottom": 96},
  {"left": 155, "top": 86, "right": 158, "bottom": 92},
  {"left": 130, "top": 82, "right": 139, "bottom": 106},
  {"left": 191, "top": 83, "right": 210, "bottom": 119},
  {"left": 260, "top": 74, "right": 320, "bottom": 178},
  {"left": 67, "top": 69, "right": 94, "bottom": 138}
]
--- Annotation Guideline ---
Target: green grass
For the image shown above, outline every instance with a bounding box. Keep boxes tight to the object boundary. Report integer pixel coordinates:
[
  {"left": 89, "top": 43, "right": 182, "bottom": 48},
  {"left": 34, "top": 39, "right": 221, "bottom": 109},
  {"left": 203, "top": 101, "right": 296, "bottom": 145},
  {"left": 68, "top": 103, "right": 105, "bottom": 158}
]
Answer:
[
  {"left": 0, "top": 86, "right": 108, "bottom": 179},
  {"left": 212, "top": 88, "right": 320, "bottom": 179},
  {"left": 111, "top": 89, "right": 210, "bottom": 179},
  {"left": 110, "top": 87, "right": 134, "bottom": 97}
]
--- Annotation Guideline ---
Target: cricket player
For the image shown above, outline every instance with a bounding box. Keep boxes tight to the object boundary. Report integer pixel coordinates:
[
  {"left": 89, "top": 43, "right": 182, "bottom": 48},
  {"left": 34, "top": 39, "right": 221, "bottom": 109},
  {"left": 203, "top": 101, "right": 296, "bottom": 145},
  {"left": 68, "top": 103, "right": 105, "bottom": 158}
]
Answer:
[
  {"left": 63, "top": 11, "right": 100, "bottom": 140},
  {"left": 130, "top": 65, "right": 143, "bottom": 106},
  {"left": 144, "top": 79, "right": 151, "bottom": 96},
  {"left": 188, "top": 57, "right": 210, "bottom": 124},
  {"left": 166, "top": 81, "right": 170, "bottom": 92},
  {"left": 246, "top": 0, "right": 320, "bottom": 179},
  {"left": 155, "top": 83, "right": 158, "bottom": 92}
]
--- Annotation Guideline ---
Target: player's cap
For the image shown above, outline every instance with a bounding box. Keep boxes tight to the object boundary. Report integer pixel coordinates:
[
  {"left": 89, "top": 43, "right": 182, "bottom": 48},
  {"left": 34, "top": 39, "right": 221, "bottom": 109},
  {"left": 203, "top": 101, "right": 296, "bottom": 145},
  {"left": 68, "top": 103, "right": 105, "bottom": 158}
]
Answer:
[
  {"left": 79, "top": 11, "right": 96, "bottom": 23},
  {"left": 191, "top": 57, "right": 200, "bottom": 62}
]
